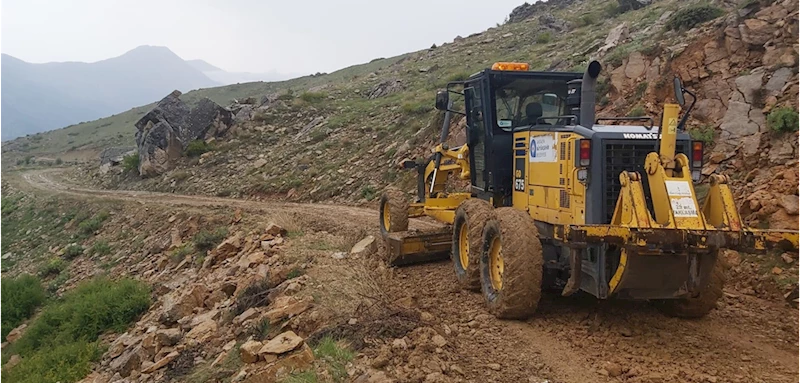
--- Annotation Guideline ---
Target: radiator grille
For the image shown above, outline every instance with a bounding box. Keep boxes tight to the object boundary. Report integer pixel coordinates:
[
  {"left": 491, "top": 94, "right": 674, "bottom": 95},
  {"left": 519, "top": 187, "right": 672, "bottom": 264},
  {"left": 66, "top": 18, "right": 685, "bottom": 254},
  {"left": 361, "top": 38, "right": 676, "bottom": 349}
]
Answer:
[
  {"left": 602, "top": 141, "right": 687, "bottom": 223},
  {"left": 560, "top": 189, "right": 570, "bottom": 208}
]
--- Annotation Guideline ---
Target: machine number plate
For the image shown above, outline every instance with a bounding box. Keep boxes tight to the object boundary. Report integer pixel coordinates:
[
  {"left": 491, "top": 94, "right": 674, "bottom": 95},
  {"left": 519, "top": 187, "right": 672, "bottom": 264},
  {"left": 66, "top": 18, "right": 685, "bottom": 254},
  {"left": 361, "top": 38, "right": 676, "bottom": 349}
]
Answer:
[
  {"left": 514, "top": 158, "right": 525, "bottom": 191},
  {"left": 666, "top": 181, "right": 697, "bottom": 217}
]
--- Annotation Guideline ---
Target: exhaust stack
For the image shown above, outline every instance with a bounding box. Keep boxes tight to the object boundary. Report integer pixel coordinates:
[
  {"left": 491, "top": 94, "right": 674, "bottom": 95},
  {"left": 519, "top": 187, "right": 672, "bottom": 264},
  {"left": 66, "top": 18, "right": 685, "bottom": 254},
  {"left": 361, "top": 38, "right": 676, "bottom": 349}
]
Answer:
[{"left": 580, "top": 60, "right": 602, "bottom": 129}]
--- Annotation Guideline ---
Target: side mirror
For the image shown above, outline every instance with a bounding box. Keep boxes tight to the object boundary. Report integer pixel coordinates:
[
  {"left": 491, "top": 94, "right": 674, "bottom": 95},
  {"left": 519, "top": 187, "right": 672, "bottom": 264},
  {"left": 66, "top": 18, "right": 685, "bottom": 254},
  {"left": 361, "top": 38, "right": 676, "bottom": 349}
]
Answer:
[
  {"left": 435, "top": 90, "right": 449, "bottom": 111},
  {"left": 673, "top": 77, "right": 685, "bottom": 106}
]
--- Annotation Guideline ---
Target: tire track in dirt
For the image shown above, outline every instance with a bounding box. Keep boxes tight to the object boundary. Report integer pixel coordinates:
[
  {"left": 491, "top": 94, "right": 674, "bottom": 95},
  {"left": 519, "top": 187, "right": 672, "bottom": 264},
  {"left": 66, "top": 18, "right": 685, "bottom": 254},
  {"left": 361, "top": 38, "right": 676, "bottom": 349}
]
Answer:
[{"left": 17, "top": 169, "right": 800, "bottom": 383}]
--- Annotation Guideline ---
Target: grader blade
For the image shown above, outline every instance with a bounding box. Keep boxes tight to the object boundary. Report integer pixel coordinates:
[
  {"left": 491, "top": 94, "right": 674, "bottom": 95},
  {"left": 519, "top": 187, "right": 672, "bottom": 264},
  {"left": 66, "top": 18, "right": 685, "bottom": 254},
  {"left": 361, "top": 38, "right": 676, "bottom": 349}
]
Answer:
[{"left": 382, "top": 227, "right": 452, "bottom": 266}]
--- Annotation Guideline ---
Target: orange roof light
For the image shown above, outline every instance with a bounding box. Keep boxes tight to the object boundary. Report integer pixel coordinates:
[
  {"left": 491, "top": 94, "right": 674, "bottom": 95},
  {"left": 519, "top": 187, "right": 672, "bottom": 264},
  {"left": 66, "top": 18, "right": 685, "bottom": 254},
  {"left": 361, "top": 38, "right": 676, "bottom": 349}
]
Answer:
[{"left": 491, "top": 62, "right": 530, "bottom": 71}]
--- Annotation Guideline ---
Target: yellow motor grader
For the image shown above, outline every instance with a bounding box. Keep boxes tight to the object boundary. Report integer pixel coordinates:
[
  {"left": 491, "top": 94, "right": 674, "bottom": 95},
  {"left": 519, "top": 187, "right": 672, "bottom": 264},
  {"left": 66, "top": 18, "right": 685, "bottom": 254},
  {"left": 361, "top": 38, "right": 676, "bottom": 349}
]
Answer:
[{"left": 379, "top": 60, "right": 798, "bottom": 319}]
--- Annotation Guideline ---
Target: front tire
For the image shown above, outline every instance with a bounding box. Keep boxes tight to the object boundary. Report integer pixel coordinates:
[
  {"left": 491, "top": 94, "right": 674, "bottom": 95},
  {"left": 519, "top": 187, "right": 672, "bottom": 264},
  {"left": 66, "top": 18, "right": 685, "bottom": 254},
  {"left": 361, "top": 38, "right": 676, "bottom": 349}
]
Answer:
[
  {"left": 379, "top": 187, "right": 409, "bottom": 235},
  {"left": 479, "top": 208, "right": 543, "bottom": 319},
  {"left": 654, "top": 253, "right": 725, "bottom": 319},
  {"left": 452, "top": 199, "right": 494, "bottom": 291}
]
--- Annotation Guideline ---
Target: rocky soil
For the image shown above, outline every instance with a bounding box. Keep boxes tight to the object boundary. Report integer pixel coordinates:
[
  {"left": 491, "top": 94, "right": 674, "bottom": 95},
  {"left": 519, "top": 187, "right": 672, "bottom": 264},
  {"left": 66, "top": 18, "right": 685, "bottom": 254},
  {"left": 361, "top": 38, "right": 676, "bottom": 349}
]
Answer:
[{"left": 2, "top": 169, "right": 797, "bottom": 383}]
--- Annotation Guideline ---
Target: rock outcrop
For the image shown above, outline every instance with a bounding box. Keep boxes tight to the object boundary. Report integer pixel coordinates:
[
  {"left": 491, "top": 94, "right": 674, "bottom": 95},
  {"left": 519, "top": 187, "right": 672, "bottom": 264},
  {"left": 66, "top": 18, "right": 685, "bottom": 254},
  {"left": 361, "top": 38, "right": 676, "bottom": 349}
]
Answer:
[{"left": 135, "top": 91, "right": 233, "bottom": 177}]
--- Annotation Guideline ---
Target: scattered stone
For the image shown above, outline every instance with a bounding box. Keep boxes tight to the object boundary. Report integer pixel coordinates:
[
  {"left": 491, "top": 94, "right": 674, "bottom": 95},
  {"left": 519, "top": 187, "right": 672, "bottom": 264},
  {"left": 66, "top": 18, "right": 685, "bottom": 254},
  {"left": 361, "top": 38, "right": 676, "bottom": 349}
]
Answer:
[
  {"left": 772, "top": 267, "right": 783, "bottom": 275},
  {"left": 265, "top": 222, "right": 287, "bottom": 237},
  {"left": 244, "top": 344, "right": 315, "bottom": 383},
  {"left": 392, "top": 338, "right": 408, "bottom": 350},
  {"left": 258, "top": 331, "right": 304, "bottom": 355},
  {"left": 602, "top": 361, "right": 623, "bottom": 377},
  {"left": 263, "top": 296, "right": 313, "bottom": 324},
  {"left": 487, "top": 363, "right": 501, "bottom": 371},
  {"left": 155, "top": 328, "right": 183, "bottom": 346},
  {"left": 110, "top": 345, "right": 143, "bottom": 377},
  {"left": 240, "top": 340, "right": 264, "bottom": 363},
  {"left": 432, "top": 334, "right": 447, "bottom": 347},
  {"left": 235, "top": 308, "right": 261, "bottom": 324},
  {"left": 185, "top": 319, "right": 218, "bottom": 342},
  {"left": 141, "top": 351, "right": 180, "bottom": 374},
  {"left": 6, "top": 324, "right": 26, "bottom": 343},
  {"left": 5, "top": 354, "right": 21, "bottom": 369},
  {"left": 619, "top": 326, "right": 633, "bottom": 337},
  {"left": 350, "top": 235, "right": 377, "bottom": 257},
  {"left": 331, "top": 251, "right": 347, "bottom": 260},
  {"left": 781, "top": 253, "right": 795, "bottom": 264}
]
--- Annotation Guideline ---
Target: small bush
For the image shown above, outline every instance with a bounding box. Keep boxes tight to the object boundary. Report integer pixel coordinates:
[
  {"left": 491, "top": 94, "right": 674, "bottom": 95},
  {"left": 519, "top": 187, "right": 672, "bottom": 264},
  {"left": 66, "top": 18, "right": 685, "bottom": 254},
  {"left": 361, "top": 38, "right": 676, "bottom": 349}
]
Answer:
[
  {"left": 122, "top": 154, "right": 139, "bottom": 172},
  {"left": 446, "top": 72, "right": 471, "bottom": 82},
  {"left": 90, "top": 240, "right": 112, "bottom": 256},
  {"left": 577, "top": 13, "right": 598, "bottom": 27},
  {"left": 277, "top": 92, "right": 294, "bottom": 101},
  {"left": 38, "top": 258, "right": 66, "bottom": 277},
  {"left": 767, "top": 107, "right": 799, "bottom": 133},
  {"left": 687, "top": 124, "right": 715, "bottom": 144},
  {"left": 313, "top": 336, "right": 355, "bottom": 382},
  {"left": 193, "top": 227, "right": 228, "bottom": 252},
  {"left": 535, "top": 31, "right": 553, "bottom": 44},
  {"left": 287, "top": 267, "right": 305, "bottom": 280},
  {"left": 170, "top": 243, "right": 193, "bottom": 263},
  {"left": 63, "top": 244, "right": 85, "bottom": 260},
  {"left": 1, "top": 275, "right": 45, "bottom": 339},
  {"left": 360, "top": 185, "right": 377, "bottom": 201},
  {"left": 2, "top": 340, "right": 102, "bottom": 383},
  {"left": 299, "top": 92, "right": 326, "bottom": 103},
  {"left": 55, "top": 158, "right": 63, "bottom": 165},
  {"left": 665, "top": 5, "right": 724, "bottom": 31},
  {"left": 47, "top": 271, "right": 70, "bottom": 294},
  {"left": 401, "top": 101, "right": 433, "bottom": 115},
  {"left": 78, "top": 211, "right": 109, "bottom": 235},
  {"left": 628, "top": 105, "right": 646, "bottom": 117},
  {"left": 233, "top": 279, "right": 272, "bottom": 316},
  {"left": 634, "top": 82, "right": 648, "bottom": 98},
  {"left": 185, "top": 140, "right": 212, "bottom": 157}
]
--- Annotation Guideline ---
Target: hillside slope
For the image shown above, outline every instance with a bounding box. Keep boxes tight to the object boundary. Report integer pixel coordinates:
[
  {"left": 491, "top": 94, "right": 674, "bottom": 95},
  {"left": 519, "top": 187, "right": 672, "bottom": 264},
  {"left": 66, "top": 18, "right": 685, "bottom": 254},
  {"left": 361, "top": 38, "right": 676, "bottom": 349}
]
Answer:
[{"left": 1, "top": 46, "right": 219, "bottom": 140}]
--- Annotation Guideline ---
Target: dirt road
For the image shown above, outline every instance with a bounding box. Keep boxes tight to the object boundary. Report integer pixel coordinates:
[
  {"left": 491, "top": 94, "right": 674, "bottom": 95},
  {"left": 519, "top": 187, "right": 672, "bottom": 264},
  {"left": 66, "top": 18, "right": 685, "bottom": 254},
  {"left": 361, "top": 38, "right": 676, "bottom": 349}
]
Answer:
[{"left": 17, "top": 169, "right": 800, "bottom": 383}]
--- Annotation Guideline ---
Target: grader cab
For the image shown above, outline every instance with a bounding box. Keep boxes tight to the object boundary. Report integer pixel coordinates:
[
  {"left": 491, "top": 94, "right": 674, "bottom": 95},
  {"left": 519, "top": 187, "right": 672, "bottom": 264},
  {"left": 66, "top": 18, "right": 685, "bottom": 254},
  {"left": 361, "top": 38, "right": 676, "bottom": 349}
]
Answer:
[{"left": 379, "top": 60, "right": 798, "bottom": 319}]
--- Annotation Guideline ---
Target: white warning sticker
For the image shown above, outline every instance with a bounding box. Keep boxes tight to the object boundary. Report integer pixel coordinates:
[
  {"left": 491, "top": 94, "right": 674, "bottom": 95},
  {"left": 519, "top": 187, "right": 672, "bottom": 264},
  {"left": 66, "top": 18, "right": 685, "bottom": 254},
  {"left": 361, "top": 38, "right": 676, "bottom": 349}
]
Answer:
[
  {"left": 671, "top": 197, "right": 699, "bottom": 217},
  {"left": 529, "top": 134, "right": 558, "bottom": 163},
  {"left": 665, "top": 180, "right": 693, "bottom": 197}
]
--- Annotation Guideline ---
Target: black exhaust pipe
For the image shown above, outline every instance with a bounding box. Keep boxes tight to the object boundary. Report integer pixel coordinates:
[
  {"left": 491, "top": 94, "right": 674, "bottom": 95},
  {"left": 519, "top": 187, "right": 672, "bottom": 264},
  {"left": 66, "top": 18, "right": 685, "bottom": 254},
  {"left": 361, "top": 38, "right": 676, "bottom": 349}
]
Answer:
[{"left": 580, "top": 61, "right": 602, "bottom": 129}]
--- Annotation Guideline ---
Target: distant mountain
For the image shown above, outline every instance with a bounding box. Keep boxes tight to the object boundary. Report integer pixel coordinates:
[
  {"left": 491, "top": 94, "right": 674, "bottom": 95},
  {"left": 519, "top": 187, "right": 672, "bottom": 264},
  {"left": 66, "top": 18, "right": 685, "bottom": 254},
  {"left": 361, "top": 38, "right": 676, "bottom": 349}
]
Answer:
[
  {"left": 186, "top": 59, "right": 299, "bottom": 85},
  {"left": 1, "top": 46, "right": 219, "bottom": 140}
]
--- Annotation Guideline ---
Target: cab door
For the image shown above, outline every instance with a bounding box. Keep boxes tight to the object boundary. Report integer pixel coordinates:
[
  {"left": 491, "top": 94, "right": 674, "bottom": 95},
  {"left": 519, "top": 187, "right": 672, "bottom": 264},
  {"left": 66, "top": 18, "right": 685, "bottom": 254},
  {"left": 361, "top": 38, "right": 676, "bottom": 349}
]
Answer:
[{"left": 464, "top": 81, "right": 487, "bottom": 192}]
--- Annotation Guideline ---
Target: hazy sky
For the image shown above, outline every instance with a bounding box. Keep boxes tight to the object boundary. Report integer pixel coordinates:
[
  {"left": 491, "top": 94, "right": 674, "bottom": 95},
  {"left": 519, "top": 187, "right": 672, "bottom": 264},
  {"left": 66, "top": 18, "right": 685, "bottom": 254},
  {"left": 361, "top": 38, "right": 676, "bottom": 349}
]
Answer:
[{"left": 2, "top": 0, "right": 527, "bottom": 76}]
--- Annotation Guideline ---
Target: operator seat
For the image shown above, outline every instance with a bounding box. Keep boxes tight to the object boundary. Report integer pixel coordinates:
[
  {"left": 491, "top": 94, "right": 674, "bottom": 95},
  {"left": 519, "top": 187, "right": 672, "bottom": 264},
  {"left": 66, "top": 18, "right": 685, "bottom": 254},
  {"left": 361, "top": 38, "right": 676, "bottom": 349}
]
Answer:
[{"left": 522, "top": 102, "right": 544, "bottom": 125}]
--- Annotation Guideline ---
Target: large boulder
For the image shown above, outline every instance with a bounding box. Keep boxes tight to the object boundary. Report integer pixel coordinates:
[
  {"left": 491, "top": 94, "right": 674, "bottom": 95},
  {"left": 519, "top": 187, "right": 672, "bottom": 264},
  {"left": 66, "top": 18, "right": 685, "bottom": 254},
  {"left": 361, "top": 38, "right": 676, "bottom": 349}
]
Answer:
[{"left": 135, "top": 90, "right": 233, "bottom": 177}]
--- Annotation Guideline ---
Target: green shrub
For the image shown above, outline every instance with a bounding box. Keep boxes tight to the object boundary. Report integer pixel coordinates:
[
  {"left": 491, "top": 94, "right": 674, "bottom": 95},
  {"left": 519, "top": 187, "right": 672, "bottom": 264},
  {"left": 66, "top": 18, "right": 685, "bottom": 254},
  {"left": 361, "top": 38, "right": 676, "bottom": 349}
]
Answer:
[
  {"left": 252, "top": 111, "right": 276, "bottom": 123},
  {"left": 535, "top": 31, "right": 553, "bottom": 44},
  {"left": 628, "top": 105, "right": 646, "bottom": 117},
  {"left": 277, "top": 92, "right": 294, "bottom": 101},
  {"left": 63, "top": 245, "right": 84, "bottom": 260},
  {"left": 47, "top": 271, "right": 70, "bottom": 294},
  {"left": 446, "top": 71, "right": 471, "bottom": 83},
  {"left": 767, "top": 107, "right": 799, "bottom": 133},
  {"left": 185, "top": 140, "right": 212, "bottom": 157},
  {"left": 313, "top": 336, "right": 355, "bottom": 382},
  {"left": 634, "top": 82, "right": 648, "bottom": 98},
  {"left": 193, "top": 227, "right": 228, "bottom": 252},
  {"left": 122, "top": 154, "right": 139, "bottom": 172},
  {"left": 9, "top": 277, "right": 151, "bottom": 358},
  {"left": 4, "top": 277, "right": 149, "bottom": 383},
  {"left": 401, "top": 101, "right": 433, "bottom": 115},
  {"left": 577, "top": 13, "right": 598, "bottom": 27},
  {"left": 55, "top": 158, "right": 63, "bottom": 165},
  {"left": 89, "top": 240, "right": 111, "bottom": 256},
  {"left": 2, "top": 340, "right": 102, "bottom": 383},
  {"left": 170, "top": 243, "right": 193, "bottom": 263},
  {"left": 360, "top": 185, "right": 377, "bottom": 201},
  {"left": 299, "top": 92, "right": 326, "bottom": 103},
  {"left": 1, "top": 275, "right": 45, "bottom": 339},
  {"left": 687, "top": 124, "right": 715, "bottom": 144},
  {"left": 665, "top": 5, "right": 724, "bottom": 31},
  {"left": 78, "top": 211, "right": 109, "bottom": 235},
  {"left": 38, "top": 258, "right": 66, "bottom": 278}
]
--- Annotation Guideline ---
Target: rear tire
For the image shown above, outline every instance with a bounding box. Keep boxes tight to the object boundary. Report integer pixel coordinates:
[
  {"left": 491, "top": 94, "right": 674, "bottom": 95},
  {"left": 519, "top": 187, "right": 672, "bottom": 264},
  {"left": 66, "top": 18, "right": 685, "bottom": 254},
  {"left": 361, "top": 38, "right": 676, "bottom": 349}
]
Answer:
[
  {"left": 379, "top": 188, "right": 409, "bottom": 235},
  {"left": 452, "top": 199, "right": 494, "bottom": 291},
  {"left": 654, "top": 253, "right": 725, "bottom": 319},
  {"left": 479, "top": 208, "right": 543, "bottom": 319}
]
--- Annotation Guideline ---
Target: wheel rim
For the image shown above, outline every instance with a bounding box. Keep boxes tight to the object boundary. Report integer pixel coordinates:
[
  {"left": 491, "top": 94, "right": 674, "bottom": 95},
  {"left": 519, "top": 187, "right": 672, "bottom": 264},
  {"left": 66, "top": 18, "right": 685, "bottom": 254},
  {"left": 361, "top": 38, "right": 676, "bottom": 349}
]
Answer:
[
  {"left": 382, "top": 200, "right": 391, "bottom": 231},
  {"left": 489, "top": 236, "right": 504, "bottom": 290},
  {"left": 458, "top": 223, "right": 469, "bottom": 270}
]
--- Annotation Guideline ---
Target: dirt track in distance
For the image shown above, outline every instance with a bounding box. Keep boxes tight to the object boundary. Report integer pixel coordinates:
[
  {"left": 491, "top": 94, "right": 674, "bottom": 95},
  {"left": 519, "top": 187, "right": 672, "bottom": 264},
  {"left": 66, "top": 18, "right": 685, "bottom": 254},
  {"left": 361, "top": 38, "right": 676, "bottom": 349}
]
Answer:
[{"left": 16, "top": 169, "right": 800, "bottom": 383}]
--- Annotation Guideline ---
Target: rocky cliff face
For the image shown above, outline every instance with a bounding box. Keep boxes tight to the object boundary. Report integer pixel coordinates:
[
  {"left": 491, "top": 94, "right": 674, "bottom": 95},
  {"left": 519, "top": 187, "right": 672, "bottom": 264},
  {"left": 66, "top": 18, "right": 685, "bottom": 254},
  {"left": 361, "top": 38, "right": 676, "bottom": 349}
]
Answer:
[
  {"left": 599, "top": 0, "right": 798, "bottom": 229},
  {"left": 135, "top": 91, "right": 233, "bottom": 177}
]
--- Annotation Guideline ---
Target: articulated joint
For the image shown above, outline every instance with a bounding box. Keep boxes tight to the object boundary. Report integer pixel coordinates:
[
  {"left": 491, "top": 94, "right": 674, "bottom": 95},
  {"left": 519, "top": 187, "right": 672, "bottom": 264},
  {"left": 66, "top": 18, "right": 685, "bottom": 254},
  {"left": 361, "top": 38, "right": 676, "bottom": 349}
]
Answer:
[{"left": 709, "top": 174, "right": 729, "bottom": 186}]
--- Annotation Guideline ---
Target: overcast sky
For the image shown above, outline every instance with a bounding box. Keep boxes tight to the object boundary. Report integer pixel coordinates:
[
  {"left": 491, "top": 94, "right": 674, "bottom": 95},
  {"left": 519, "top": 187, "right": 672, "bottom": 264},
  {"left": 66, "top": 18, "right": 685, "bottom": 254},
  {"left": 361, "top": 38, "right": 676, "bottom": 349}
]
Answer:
[{"left": 2, "top": 0, "right": 527, "bottom": 76}]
